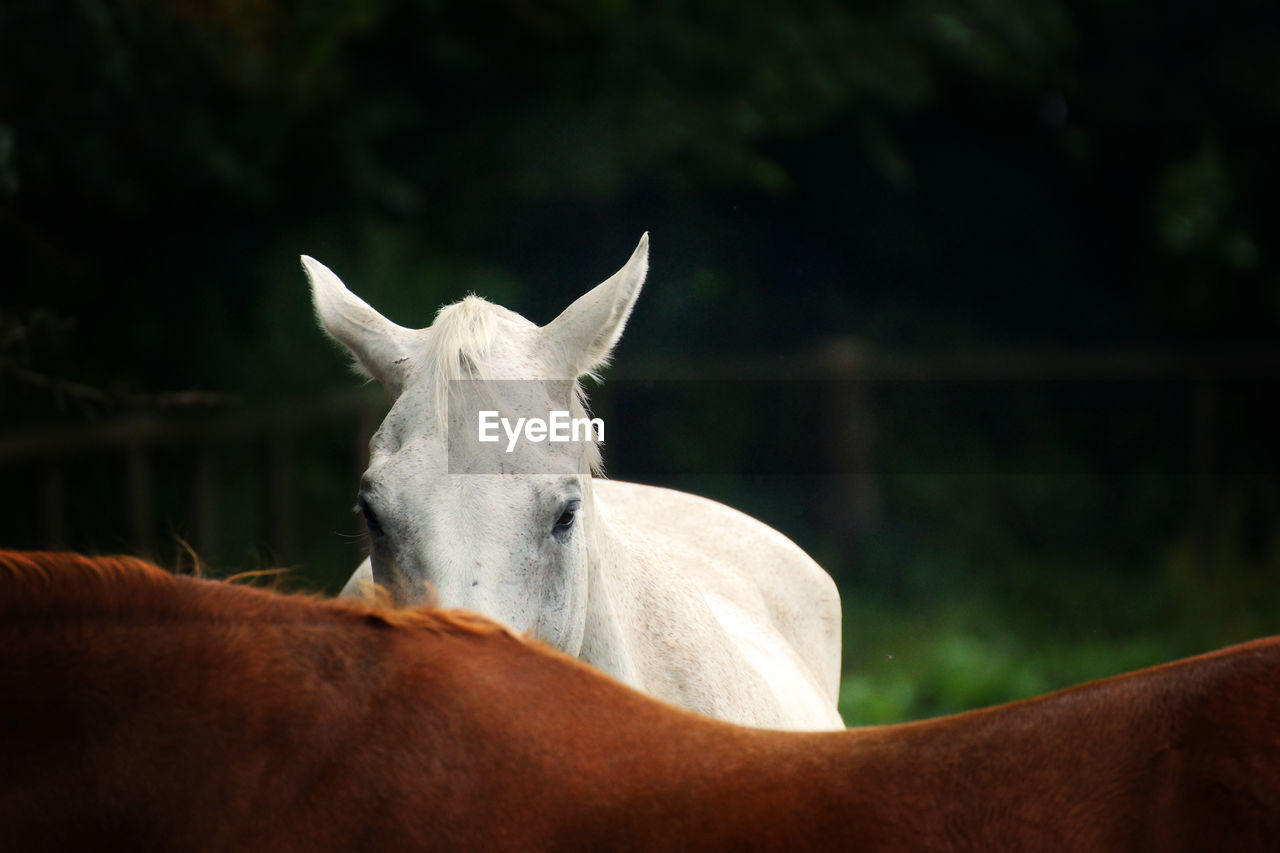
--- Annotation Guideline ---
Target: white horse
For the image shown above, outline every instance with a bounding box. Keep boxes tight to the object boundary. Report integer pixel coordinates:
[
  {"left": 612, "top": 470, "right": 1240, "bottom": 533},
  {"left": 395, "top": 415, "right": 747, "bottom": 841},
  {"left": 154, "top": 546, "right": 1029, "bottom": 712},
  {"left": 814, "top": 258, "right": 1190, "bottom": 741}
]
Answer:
[{"left": 303, "top": 234, "right": 844, "bottom": 730}]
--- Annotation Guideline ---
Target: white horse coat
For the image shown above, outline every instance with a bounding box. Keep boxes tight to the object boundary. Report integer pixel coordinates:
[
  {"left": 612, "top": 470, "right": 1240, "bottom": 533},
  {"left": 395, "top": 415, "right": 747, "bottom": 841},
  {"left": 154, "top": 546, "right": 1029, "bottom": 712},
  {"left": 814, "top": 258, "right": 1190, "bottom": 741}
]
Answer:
[{"left": 305, "top": 235, "right": 844, "bottom": 730}]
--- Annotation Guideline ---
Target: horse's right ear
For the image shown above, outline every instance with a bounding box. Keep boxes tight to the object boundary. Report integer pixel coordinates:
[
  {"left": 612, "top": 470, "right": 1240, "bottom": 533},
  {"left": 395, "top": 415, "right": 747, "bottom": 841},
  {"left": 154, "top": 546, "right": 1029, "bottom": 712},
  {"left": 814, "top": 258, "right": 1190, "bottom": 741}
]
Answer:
[
  {"left": 540, "top": 233, "right": 648, "bottom": 380},
  {"left": 302, "top": 255, "right": 414, "bottom": 396}
]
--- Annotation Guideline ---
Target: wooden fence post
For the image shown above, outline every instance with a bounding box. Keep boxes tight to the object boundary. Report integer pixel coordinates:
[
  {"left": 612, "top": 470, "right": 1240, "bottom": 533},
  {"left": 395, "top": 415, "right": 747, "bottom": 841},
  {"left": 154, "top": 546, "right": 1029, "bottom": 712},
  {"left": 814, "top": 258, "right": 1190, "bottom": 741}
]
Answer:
[
  {"left": 125, "top": 443, "right": 155, "bottom": 559},
  {"left": 192, "top": 442, "right": 219, "bottom": 565},
  {"left": 269, "top": 422, "right": 297, "bottom": 566},
  {"left": 817, "top": 339, "right": 880, "bottom": 556},
  {"left": 41, "top": 462, "right": 68, "bottom": 548},
  {"left": 1190, "top": 373, "right": 1218, "bottom": 577}
]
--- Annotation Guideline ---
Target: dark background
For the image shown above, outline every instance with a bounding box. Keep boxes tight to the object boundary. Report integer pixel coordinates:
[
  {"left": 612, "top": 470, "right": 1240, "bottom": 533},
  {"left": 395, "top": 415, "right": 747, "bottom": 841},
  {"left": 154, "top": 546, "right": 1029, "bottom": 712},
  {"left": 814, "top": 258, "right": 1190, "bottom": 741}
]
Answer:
[{"left": 3, "top": 0, "right": 1278, "bottom": 723}]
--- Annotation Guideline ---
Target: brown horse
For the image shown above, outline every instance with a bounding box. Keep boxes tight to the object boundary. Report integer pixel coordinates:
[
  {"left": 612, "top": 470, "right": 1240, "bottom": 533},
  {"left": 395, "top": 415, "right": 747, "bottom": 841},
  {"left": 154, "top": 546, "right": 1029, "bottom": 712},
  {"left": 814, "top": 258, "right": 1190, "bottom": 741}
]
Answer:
[{"left": 3, "top": 550, "right": 1279, "bottom": 851}]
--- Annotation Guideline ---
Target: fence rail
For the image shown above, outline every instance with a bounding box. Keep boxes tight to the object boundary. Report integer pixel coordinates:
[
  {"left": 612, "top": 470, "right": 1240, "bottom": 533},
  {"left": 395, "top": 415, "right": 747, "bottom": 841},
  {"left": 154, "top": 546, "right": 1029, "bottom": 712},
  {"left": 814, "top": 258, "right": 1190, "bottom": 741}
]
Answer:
[
  {"left": 2, "top": 346, "right": 1277, "bottom": 572},
  {"left": 0, "top": 387, "right": 385, "bottom": 564},
  {"left": 615, "top": 344, "right": 1280, "bottom": 562}
]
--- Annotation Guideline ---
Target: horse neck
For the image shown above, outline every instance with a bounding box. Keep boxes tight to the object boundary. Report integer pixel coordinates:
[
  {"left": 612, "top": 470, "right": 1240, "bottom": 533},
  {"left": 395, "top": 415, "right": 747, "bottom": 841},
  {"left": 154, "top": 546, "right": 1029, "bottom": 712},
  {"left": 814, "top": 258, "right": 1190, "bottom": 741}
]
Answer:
[{"left": 576, "top": 480, "right": 642, "bottom": 688}]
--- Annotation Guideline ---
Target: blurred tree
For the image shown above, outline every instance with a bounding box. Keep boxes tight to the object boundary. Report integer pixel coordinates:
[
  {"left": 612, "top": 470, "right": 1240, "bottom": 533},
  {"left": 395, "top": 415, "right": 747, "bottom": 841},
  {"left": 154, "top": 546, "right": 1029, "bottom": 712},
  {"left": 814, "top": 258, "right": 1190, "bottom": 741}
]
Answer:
[{"left": 0, "top": 0, "right": 1275, "bottom": 614}]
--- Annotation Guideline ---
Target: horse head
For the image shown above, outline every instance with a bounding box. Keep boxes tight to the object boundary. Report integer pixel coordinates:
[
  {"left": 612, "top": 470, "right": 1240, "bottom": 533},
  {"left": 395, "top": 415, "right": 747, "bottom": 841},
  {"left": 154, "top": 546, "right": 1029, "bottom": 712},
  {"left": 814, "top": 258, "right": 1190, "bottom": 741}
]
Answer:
[{"left": 303, "top": 235, "right": 648, "bottom": 654}]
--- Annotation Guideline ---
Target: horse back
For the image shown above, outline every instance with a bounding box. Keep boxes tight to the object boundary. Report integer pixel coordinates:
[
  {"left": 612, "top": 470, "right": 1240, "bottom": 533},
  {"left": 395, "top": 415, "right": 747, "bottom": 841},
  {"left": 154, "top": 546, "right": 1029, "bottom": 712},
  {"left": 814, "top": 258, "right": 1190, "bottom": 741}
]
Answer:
[
  {"left": 811, "top": 636, "right": 1280, "bottom": 850},
  {"left": 594, "top": 479, "right": 842, "bottom": 702}
]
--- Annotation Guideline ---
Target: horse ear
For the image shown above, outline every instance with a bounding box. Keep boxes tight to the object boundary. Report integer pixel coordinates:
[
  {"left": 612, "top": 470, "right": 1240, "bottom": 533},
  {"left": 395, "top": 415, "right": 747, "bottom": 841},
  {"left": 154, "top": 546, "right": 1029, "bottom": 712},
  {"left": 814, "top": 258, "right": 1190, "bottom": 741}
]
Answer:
[
  {"left": 302, "top": 255, "right": 414, "bottom": 395},
  {"left": 541, "top": 233, "right": 648, "bottom": 378}
]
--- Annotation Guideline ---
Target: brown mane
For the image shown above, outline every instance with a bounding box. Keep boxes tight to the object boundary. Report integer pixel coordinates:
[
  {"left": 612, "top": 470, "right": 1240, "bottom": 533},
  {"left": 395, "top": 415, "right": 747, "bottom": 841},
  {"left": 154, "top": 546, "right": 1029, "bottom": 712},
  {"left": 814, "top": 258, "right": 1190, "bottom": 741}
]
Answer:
[
  {"left": 0, "top": 550, "right": 515, "bottom": 641},
  {"left": 0, "top": 550, "right": 174, "bottom": 596}
]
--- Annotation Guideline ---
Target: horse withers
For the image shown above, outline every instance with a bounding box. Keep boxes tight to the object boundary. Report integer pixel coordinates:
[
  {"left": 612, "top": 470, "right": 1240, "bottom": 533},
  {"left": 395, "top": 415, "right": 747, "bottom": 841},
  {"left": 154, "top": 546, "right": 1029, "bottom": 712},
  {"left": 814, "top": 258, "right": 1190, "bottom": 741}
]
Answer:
[
  {"left": 5, "top": 550, "right": 1280, "bottom": 851},
  {"left": 304, "top": 234, "right": 843, "bottom": 730}
]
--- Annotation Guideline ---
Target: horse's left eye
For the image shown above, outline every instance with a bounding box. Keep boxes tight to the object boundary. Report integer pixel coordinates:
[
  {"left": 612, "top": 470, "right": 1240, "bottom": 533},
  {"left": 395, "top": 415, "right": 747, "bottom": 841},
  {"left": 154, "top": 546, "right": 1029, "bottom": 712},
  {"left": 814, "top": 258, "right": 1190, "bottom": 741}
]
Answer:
[{"left": 552, "top": 501, "right": 580, "bottom": 536}]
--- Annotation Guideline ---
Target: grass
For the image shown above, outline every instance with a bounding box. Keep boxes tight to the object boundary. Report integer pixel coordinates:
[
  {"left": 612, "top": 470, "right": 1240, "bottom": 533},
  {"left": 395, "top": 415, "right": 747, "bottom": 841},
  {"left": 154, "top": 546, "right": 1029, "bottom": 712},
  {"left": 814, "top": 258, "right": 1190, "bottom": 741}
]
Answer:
[
  {"left": 835, "top": 548, "right": 1280, "bottom": 726},
  {"left": 837, "top": 597, "right": 1172, "bottom": 725}
]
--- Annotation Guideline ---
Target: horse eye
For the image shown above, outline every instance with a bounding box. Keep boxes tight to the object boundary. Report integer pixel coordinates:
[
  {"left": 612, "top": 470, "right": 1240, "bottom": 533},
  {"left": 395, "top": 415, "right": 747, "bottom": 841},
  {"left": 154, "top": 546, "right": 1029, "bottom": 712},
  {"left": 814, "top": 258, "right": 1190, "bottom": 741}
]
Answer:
[
  {"left": 358, "top": 496, "right": 385, "bottom": 538},
  {"left": 552, "top": 500, "right": 581, "bottom": 535}
]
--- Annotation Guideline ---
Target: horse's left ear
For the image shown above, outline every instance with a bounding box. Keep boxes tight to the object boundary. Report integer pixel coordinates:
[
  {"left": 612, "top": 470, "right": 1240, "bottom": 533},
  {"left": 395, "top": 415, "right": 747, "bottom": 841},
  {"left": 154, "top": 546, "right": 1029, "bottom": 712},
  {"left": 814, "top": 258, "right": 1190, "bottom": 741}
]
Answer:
[{"left": 541, "top": 233, "right": 648, "bottom": 379}]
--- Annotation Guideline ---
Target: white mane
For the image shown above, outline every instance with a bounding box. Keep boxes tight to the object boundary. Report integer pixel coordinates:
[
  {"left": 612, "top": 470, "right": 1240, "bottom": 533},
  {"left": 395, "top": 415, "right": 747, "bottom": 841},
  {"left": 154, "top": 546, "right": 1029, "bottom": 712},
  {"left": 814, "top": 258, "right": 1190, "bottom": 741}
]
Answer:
[{"left": 425, "top": 295, "right": 603, "bottom": 476}]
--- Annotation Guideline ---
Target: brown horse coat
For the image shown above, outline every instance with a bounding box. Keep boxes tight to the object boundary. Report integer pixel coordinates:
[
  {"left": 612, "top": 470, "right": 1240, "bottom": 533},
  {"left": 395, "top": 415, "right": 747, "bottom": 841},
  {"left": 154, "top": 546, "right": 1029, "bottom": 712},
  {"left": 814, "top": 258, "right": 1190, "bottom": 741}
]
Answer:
[{"left": 3, "top": 550, "right": 1279, "bottom": 851}]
